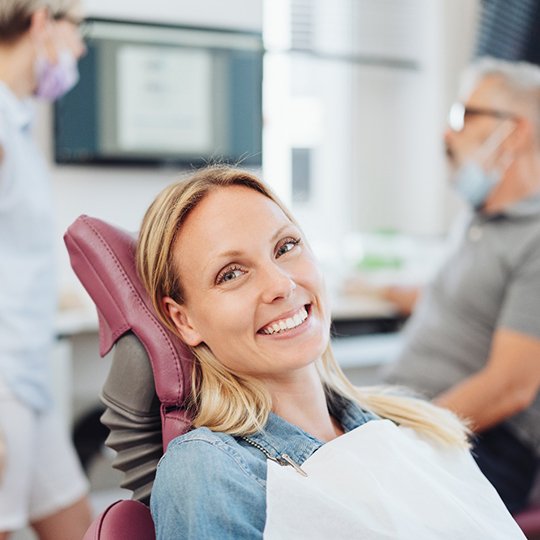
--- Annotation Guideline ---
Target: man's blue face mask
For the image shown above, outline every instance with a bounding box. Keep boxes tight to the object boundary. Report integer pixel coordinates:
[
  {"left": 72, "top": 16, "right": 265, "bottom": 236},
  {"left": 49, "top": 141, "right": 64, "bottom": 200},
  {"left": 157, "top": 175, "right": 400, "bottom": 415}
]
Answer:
[
  {"left": 452, "top": 161, "right": 501, "bottom": 209},
  {"left": 452, "top": 123, "right": 514, "bottom": 209}
]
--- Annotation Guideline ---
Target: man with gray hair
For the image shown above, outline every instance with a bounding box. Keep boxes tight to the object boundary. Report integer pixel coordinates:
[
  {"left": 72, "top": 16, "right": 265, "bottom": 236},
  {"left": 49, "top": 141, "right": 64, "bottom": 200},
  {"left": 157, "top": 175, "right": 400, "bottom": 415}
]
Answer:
[
  {"left": 384, "top": 58, "right": 540, "bottom": 514},
  {"left": 0, "top": 0, "right": 90, "bottom": 538}
]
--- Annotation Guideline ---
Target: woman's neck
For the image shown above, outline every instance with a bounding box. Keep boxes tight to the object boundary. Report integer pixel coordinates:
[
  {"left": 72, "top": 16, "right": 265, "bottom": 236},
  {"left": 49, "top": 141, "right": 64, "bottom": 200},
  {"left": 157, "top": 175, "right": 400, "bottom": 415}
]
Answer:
[
  {"left": 0, "top": 41, "right": 35, "bottom": 98},
  {"left": 265, "top": 366, "right": 344, "bottom": 442}
]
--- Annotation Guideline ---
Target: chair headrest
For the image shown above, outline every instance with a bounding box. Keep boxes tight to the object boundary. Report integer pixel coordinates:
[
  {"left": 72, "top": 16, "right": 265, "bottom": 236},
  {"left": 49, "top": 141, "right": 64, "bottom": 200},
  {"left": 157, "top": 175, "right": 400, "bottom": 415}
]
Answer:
[{"left": 64, "top": 215, "right": 193, "bottom": 408}]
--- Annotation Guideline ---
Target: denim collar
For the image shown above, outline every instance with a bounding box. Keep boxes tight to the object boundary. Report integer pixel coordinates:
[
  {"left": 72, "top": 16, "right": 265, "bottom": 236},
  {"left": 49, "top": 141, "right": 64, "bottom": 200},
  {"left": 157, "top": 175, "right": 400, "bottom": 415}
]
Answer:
[{"left": 242, "top": 395, "right": 378, "bottom": 466}]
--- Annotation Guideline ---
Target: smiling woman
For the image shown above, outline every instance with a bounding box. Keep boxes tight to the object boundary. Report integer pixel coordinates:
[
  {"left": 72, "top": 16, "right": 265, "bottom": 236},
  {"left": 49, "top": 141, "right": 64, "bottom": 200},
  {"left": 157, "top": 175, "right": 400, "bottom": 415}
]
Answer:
[
  {"left": 162, "top": 185, "right": 330, "bottom": 386},
  {"left": 137, "top": 165, "right": 526, "bottom": 539}
]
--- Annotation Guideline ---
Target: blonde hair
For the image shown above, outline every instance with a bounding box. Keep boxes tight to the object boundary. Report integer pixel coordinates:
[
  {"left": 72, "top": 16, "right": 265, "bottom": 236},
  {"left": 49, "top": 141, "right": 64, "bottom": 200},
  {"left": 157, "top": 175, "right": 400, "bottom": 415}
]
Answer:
[
  {"left": 0, "top": 0, "right": 82, "bottom": 42},
  {"left": 137, "top": 165, "right": 470, "bottom": 448}
]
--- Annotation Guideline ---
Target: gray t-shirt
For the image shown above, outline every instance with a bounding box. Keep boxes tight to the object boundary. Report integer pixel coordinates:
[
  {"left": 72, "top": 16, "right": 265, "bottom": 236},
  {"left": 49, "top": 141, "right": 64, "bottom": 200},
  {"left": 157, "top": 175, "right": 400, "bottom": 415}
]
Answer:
[{"left": 385, "top": 195, "right": 540, "bottom": 454}]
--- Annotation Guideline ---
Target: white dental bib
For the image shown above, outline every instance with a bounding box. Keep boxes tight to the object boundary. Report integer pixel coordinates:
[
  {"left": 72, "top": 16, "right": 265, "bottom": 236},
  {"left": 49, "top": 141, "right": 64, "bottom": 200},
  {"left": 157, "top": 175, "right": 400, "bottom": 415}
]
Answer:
[{"left": 263, "top": 420, "right": 525, "bottom": 539}]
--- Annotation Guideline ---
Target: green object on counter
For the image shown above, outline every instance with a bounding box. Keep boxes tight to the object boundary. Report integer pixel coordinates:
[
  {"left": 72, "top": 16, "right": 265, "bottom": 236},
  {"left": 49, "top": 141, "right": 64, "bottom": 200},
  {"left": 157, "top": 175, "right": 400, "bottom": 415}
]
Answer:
[{"left": 357, "top": 254, "right": 404, "bottom": 270}]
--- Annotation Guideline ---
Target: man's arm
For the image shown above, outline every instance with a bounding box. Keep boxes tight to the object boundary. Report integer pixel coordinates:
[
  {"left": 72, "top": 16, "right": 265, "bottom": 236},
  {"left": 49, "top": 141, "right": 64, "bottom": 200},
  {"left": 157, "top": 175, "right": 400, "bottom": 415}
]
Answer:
[
  {"left": 379, "top": 285, "right": 421, "bottom": 316},
  {"left": 435, "top": 328, "right": 540, "bottom": 432}
]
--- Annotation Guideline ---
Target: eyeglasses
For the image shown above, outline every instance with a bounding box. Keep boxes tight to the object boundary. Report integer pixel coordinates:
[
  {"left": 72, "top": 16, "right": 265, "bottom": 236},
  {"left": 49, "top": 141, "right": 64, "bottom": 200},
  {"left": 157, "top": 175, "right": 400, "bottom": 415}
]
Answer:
[
  {"left": 52, "top": 12, "right": 89, "bottom": 38},
  {"left": 447, "top": 102, "right": 518, "bottom": 132},
  {"left": 52, "top": 12, "right": 83, "bottom": 25}
]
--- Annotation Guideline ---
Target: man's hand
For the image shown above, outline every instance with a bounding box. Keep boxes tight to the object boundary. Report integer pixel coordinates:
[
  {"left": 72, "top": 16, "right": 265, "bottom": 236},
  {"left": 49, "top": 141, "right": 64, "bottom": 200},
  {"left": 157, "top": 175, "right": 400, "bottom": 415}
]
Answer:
[
  {"left": 342, "top": 277, "right": 421, "bottom": 316},
  {"left": 379, "top": 285, "right": 421, "bottom": 316}
]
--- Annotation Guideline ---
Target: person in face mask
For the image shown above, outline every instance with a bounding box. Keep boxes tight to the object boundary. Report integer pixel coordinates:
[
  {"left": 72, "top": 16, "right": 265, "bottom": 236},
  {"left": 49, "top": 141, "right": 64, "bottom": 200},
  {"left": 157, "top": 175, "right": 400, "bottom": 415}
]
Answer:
[
  {"left": 449, "top": 114, "right": 516, "bottom": 209},
  {"left": 382, "top": 57, "right": 540, "bottom": 515},
  {"left": 0, "top": 1, "right": 91, "bottom": 539}
]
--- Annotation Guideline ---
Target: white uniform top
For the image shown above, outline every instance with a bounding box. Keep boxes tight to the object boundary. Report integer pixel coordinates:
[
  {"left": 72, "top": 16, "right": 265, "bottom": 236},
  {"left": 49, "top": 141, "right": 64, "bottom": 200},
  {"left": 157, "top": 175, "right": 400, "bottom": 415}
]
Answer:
[
  {"left": 264, "top": 420, "right": 525, "bottom": 539},
  {"left": 0, "top": 82, "right": 55, "bottom": 411}
]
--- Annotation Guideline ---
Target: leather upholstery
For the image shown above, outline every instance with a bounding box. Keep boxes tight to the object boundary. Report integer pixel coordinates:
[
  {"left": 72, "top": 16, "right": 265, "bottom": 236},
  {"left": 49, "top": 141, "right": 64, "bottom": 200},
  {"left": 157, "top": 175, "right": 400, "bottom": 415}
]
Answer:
[
  {"left": 82, "top": 500, "right": 155, "bottom": 540},
  {"left": 64, "top": 214, "right": 194, "bottom": 449},
  {"left": 64, "top": 215, "right": 197, "bottom": 539},
  {"left": 514, "top": 505, "right": 540, "bottom": 538}
]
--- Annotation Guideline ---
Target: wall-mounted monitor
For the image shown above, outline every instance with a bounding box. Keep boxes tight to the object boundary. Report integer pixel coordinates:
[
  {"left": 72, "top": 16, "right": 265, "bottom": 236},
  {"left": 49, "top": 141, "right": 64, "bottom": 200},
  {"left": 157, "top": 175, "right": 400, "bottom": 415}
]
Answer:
[{"left": 54, "top": 18, "right": 263, "bottom": 167}]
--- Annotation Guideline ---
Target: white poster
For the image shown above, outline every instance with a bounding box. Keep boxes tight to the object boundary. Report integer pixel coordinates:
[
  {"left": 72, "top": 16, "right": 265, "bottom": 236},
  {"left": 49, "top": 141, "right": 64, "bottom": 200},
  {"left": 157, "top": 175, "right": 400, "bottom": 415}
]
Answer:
[{"left": 117, "top": 45, "right": 213, "bottom": 153}]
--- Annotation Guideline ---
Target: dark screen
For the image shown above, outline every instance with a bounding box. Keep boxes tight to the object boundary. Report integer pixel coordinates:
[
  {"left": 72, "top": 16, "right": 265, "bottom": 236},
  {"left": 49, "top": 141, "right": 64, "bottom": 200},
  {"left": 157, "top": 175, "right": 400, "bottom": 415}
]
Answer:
[{"left": 54, "top": 19, "right": 263, "bottom": 167}]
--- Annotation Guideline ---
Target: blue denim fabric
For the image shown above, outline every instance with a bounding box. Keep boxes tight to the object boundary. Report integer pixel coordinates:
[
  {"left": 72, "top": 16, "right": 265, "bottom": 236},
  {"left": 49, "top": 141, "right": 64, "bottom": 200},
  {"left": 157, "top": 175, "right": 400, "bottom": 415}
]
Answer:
[{"left": 150, "top": 395, "right": 377, "bottom": 539}]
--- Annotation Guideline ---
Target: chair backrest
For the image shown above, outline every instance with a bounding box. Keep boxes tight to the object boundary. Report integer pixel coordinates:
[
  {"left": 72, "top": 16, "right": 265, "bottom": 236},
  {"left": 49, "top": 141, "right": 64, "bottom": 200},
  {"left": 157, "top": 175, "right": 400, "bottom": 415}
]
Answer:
[
  {"left": 65, "top": 215, "right": 196, "bottom": 539},
  {"left": 65, "top": 214, "right": 194, "bottom": 448}
]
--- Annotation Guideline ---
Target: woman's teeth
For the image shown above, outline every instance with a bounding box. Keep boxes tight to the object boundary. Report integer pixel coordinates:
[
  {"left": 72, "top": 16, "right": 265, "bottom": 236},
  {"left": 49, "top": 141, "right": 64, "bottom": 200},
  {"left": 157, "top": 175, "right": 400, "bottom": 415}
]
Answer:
[{"left": 261, "top": 306, "right": 308, "bottom": 335}]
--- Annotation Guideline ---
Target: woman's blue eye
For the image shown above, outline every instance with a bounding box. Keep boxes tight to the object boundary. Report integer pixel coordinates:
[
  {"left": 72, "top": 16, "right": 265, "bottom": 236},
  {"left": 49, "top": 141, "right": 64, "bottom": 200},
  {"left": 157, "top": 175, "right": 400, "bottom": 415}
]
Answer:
[
  {"left": 276, "top": 238, "right": 300, "bottom": 257},
  {"left": 217, "top": 267, "right": 244, "bottom": 284}
]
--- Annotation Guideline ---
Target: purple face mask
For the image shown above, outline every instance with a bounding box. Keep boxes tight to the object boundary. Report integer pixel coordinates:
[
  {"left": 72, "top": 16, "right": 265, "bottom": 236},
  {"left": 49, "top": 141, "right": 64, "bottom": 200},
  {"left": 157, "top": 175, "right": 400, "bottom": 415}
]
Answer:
[{"left": 34, "top": 49, "right": 79, "bottom": 101}]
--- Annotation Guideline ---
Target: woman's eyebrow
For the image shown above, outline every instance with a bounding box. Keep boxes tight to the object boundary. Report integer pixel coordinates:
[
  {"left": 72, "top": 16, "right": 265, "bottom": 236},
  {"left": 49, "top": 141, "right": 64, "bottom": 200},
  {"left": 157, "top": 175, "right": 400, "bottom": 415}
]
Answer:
[
  {"left": 207, "top": 223, "right": 294, "bottom": 266},
  {"left": 270, "top": 223, "right": 294, "bottom": 243},
  {"left": 213, "top": 224, "right": 294, "bottom": 261},
  {"left": 214, "top": 249, "right": 244, "bottom": 260}
]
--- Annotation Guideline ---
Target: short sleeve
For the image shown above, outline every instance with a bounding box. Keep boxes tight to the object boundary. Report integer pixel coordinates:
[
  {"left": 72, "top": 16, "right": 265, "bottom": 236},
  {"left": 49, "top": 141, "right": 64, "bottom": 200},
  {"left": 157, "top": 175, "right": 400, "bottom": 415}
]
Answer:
[
  {"left": 498, "top": 232, "right": 540, "bottom": 339},
  {"left": 150, "top": 438, "right": 266, "bottom": 540}
]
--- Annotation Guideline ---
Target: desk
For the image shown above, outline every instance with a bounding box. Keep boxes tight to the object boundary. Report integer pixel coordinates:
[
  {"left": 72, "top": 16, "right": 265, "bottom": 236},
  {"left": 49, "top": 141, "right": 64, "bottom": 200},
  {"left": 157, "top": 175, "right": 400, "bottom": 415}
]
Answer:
[
  {"left": 331, "top": 293, "right": 398, "bottom": 320},
  {"left": 54, "top": 308, "right": 106, "bottom": 428},
  {"left": 329, "top": 295, "right": 403, "bottom": 384},
  {"left": 55, "top": 308, "right": 99, "bottom": 338},
  {"left": 330, "top": 293, "right": 405, "bottom": 337}
]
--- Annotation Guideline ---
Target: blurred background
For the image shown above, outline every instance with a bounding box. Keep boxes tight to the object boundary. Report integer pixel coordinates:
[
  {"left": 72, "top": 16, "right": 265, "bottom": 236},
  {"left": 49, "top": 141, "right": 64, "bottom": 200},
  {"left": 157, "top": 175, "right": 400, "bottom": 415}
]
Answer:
[{"left": 21, "top": 0, "right": 540, "bottom": 536}]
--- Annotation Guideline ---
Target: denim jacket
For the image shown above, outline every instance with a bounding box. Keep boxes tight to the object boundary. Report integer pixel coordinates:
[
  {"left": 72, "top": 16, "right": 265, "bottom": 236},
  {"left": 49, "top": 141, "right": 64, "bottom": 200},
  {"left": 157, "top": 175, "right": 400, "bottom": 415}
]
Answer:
[{"left": 150, "top": 395, "right": 378, "bottom": 539}]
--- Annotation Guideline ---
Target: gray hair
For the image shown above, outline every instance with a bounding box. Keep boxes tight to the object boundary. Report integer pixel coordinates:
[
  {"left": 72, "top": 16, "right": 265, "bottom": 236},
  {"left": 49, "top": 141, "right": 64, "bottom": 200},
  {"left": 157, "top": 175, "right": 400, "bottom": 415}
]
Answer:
[
  {"left": 0, "top": 0, "right": 81, "bottom": 42},
  {"left": 460, "top": 57, "right": 540, "bottom": 145}
]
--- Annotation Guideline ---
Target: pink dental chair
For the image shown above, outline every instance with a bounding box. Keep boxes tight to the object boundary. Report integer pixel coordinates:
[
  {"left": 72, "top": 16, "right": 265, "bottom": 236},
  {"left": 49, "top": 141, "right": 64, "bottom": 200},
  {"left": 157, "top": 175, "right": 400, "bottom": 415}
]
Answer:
[
  {"left": 65, "top": 214, "right": 540, "bottom": 540},
  {"left": 65, "top": 215, "right": 195, "bottom": 540}
]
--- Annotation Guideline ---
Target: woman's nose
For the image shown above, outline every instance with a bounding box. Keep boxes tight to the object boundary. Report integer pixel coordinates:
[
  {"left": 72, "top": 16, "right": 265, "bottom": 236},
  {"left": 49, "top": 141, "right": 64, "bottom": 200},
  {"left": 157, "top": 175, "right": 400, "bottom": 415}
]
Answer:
[
  {"left": 75, "top": 34, "right": 87, "bottom": 59},
  {"left": 77, "top": 40, "right": 87, "bottom": 59},
  {"left": 260, "top": 264, "right": 297, "bottom": 304}
]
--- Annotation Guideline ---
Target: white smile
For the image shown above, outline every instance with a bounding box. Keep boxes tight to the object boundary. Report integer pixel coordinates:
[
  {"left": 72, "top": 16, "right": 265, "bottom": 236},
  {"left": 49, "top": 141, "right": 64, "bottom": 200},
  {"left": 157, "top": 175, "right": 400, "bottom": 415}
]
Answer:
[{"left": 260, "top": 306, "right": 309, "bottom": 335}]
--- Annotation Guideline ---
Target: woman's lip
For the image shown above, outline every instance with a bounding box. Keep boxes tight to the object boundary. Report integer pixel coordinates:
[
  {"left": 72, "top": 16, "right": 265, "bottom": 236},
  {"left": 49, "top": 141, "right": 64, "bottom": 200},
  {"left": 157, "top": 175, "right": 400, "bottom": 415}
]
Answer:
[
  {"left": 257, "top": 304, "right": 310, "bottom": 333},
  {"left": 257, "top": 309, "right": 312, "bottom": 339}
]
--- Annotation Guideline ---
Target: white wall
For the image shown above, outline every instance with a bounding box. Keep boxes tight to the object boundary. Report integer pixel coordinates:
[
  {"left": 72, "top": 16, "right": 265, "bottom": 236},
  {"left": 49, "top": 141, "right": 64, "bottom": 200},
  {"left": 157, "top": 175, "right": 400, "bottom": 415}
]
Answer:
[
  {"left": 37, "top": 0, "right": 478, "bottom": 297},
  {"left": 34, "top": 0, "right": 262, "bottom": 297},
  {"left": 263, "top": 0, "right": 479, "bottom": 267},
  {"left": 83, "top": 0, "right": 261, "bottom": 29},
  {"left": 351, "top": 0, "right": 479, "bottom": 235}
]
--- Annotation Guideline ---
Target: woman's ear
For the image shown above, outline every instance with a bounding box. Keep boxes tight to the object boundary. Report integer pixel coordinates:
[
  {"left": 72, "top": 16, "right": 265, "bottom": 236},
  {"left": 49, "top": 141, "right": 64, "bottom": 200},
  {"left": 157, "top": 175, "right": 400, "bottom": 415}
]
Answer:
[
  {"left": 163, "top": 297, "right": 203, "bottom": 347},
  {"left": 29, "top": 7, "right": 50, "bottom": 39},
  {"left": 29, "top": 8, "right": 58, "bottom": 62}
]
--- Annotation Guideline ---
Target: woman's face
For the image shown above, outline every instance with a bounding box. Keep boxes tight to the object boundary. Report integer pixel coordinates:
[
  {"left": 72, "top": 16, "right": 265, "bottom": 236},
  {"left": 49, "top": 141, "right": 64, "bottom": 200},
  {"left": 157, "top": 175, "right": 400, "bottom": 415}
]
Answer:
[
  {"left": 30, "top": 6, "right": 86, "bottom": 61},
  {"left": 51, "top": 17, "right": 86, "bottom": 60},
  {"left": 165, "top": 185, "right": 331, "bottom": 381}
]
